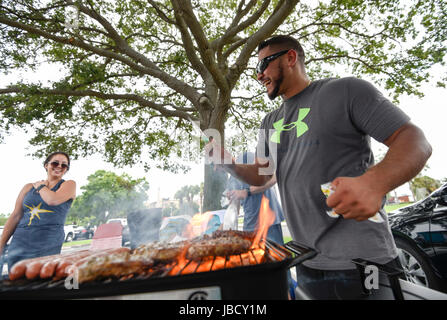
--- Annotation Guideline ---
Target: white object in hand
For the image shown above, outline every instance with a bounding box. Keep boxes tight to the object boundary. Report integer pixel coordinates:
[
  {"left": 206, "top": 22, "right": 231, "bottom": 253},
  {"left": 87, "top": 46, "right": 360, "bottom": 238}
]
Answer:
[{"left": 320, "top": 182, "right": 384, "bottom": 223}]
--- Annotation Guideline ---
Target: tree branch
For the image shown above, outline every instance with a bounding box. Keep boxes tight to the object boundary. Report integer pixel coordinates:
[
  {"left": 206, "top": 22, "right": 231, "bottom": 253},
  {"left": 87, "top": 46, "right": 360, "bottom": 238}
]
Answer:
[
  {"left": 0, "top": 11, "right": 202, "bottom": 108},
  {"left": 171, "top": 0, "right": 229, "bottom": 96},
  {"left": 214, "top": 0, "right": 268, "bottom": 53},
  {"left": 70, "top": 0, "right": 201, "bottom": 105},
  {"left": 1, "top": 86, "right": 194, "bottom": 119},
  {"left": 228, "top": 0, "right": 300, "bottom": 89},
  {"left": 169, "top": 0, "right": 209, "bottom": 82}
]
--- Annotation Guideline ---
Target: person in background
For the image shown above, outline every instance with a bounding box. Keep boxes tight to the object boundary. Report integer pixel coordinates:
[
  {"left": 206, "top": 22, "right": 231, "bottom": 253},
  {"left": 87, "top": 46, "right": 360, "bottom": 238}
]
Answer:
[
  {"left": 0, "top": 151, "right": 76, "bottom": 273},
  {"left": 226, "top": 152, "right": 296, "bottom": 299},
  {"left": 226, "top": 152, "right": 285, "bottom": 244}
]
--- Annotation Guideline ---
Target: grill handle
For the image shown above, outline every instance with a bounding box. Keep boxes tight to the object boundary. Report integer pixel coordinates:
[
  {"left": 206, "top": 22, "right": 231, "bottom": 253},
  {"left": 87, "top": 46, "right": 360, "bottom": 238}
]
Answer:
[{"left": 284, "top": 241, "right": 317, "bottom": 269}]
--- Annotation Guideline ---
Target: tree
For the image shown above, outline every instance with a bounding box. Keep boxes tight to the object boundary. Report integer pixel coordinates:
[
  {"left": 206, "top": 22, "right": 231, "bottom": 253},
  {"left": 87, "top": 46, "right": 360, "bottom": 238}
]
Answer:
[
  {"left": 0, "top": 0, "right": 445, "bottom": 210},
  {"left": 68, "top": 169, "right": 149, "bottom": 224},
  {"left": 174, "top": 184, "right": 200, "bottom": 215},
  {"left": 410, "top": 175, "right": 441, "bottom": 201},
  {"left": 174, "top": 184, "right": 200, "bottom": 203}
]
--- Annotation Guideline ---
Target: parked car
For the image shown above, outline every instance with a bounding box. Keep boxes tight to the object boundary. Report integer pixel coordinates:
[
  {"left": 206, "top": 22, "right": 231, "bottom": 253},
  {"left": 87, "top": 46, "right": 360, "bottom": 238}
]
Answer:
[
  {"left": 106, "top": 218, "right": 127, "bottom": 227},
  {"left": 73, "top": 225, "right": 95, "bottom": 240},
  {"left": 106, "top": 218, "right": 130, "bottom": 246},
  {"left": 389, "top": 183, "right": 447, "bottom": 293},
  {"left": 63, "top": 225, "right": 76, "bottom": 242}
]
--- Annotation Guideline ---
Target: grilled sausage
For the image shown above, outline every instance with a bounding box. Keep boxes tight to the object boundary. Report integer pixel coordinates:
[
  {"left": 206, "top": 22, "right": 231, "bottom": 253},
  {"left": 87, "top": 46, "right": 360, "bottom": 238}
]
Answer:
[
  {"left": 56, "top": 248, "right": 129, "bottom": 280},
  {"left": 54, "top": 250, "right": 95, "bottom": 279},
  {"left": 76, "top": 248, "right": 134, "bottom": 283},
  {"left": 186, "top": 236, "right": 252, "bottom": 260}
]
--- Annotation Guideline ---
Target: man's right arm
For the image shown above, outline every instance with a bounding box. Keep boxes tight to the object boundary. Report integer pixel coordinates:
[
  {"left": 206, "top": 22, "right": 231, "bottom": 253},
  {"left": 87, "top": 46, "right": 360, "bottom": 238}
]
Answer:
[
  {"left": 223, "top": 160, "right": 273, "bottom": 187},
  {"left": 205, "top": 141, "right": 273, "bottom": 186}
]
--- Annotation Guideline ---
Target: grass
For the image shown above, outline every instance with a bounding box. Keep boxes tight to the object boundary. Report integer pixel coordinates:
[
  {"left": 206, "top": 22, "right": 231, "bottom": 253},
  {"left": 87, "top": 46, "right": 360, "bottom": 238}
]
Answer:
[
  {"left": 384, "top": 202, "right": 412, "bottom": 213},
  {"left": 62, "top": 239, "right": 92, "bottom": 247}
]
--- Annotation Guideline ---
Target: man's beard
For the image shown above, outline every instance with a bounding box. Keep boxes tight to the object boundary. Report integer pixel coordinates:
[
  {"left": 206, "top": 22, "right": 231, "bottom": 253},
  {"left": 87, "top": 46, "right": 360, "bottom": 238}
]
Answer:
[{"left": 267, "top": 66, "right": 284, "bottom": 100}]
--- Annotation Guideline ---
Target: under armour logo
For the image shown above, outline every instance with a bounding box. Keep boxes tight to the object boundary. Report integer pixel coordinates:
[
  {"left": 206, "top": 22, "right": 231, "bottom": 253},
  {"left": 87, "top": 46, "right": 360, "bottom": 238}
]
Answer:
[{"left": 270, "top": 108, "right": 310, "bottom": 143}]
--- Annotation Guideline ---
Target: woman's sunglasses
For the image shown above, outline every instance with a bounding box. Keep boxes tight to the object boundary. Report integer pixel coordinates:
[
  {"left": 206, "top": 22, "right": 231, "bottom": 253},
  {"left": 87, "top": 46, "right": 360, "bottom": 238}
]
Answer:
[
  {"left": 49, "top": 161, "right": 69, "bottom": 170},
  {"left": 256, "top": 49, "right": 290, "bottom": 74}
]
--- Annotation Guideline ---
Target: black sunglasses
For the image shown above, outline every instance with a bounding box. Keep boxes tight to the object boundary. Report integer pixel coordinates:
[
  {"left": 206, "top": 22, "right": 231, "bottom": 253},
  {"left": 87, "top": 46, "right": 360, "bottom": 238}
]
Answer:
[
  {"left": 256, "top": 49, "right": 290, "bottom": 74},
  {"left": 49, "top": 161, "right": 69, "bottom": 170}
]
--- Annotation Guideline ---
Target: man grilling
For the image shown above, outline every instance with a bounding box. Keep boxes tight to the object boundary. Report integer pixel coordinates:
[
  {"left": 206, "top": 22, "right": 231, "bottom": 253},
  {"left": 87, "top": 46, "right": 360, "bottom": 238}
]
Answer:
[{"left": 205, "top": 35, "right": 432, "bottom": 299}]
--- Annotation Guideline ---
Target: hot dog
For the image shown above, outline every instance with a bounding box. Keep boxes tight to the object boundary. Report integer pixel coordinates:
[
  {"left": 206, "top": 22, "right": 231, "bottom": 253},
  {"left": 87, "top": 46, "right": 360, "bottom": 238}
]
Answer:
[
  {"left": 9, "top": 262, "right": 27, "bottom": 281},
  {"left": 40, "top": 250, "right": 90, "bottom": 279},
  {"left": 25, "top": 255, "right": 58, "bottom": 280},
  {"left": 9, "top": 254, "right": 59, "bottom": 281}
]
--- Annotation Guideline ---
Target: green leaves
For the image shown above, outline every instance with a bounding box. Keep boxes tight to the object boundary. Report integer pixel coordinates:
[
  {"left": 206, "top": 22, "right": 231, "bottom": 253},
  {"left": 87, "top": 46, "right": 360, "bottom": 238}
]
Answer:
[{"left": 0, "top": 0, "right": 445, "bottom": 172}]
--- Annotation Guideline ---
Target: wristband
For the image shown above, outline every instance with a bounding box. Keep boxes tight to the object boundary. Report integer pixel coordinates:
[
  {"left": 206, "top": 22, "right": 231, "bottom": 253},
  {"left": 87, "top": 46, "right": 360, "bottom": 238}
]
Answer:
[
  {"left": 36, "top": 184, "right": 47, "bottom": 192},
  {"left": 245, "top": 187, "right": 251, "bottom": 197}
]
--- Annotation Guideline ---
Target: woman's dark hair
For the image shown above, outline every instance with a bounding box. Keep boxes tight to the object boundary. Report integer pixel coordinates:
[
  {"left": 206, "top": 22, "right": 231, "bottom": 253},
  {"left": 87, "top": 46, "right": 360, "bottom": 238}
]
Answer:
[
  {"left": 258, "top": 35, "right": 306, "bottom": 67},
  {"left": 43, "top": 151, "right": 71, "bottom": 171}
]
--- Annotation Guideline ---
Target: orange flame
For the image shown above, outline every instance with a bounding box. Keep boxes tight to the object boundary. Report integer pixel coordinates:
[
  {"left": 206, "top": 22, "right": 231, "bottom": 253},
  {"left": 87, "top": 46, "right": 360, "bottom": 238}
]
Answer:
[
  {"left": 167, "top": 195, "right": 275, "bottom": 276},
  {"left": 251, "top": 194, "right": 276, "bottom": 249}
]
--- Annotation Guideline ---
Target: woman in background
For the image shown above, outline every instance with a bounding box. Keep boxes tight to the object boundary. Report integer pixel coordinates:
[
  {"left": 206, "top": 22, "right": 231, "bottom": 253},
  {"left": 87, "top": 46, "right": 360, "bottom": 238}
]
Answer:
[{"left": 0, "top": 151, "right": 76, "bottom": 273}]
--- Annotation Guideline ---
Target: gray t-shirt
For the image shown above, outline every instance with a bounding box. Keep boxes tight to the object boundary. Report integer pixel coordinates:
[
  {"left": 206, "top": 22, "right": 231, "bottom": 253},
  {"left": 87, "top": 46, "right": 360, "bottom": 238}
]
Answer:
[{"left": 256, "top": 77, "right": 410, "bottom": 270}]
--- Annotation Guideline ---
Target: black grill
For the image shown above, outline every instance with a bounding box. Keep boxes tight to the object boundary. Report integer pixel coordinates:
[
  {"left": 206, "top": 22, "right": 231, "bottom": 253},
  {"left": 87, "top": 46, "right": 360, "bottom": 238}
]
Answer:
[{"left": 0, "top": 240, "right": 316, "bottom": 300}]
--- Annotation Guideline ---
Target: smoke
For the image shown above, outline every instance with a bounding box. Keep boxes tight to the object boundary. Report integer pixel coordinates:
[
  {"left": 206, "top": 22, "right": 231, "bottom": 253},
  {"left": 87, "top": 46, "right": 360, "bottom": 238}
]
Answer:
[{"left": 127, "top": 208, "right": 162, "bottom": 248}]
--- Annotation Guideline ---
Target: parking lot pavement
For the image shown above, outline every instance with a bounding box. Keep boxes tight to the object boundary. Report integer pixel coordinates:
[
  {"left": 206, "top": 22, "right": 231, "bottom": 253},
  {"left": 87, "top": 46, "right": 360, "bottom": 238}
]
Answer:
[{"left": 61, "top": 243, "right": 91, "bottom": 254}]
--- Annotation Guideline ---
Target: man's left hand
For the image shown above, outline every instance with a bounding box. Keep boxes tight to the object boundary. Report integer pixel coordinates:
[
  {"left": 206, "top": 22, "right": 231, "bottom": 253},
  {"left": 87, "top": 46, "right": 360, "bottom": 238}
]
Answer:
[{"left": 326, "top": 175, "right": 385, "bottom": 221}]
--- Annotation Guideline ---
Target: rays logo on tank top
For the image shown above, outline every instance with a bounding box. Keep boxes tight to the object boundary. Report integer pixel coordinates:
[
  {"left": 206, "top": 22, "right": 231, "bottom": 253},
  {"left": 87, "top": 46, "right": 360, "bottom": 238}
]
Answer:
[{"left": 24, "top": 202, "right": 54, "bottom": 226}]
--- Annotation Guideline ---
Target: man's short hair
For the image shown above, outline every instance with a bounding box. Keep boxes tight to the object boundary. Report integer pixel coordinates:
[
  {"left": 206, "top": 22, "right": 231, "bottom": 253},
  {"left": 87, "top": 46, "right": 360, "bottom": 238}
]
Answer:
[{"left": 258, "top": 35, "right": 305, "bottom": 66}]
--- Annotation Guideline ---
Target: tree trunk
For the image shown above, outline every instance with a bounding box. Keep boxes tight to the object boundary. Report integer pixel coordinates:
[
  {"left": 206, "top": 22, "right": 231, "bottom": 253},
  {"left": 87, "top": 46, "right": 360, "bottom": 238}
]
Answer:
[
  {"left": 202, "top": 112, "right": 228, "bottom": 212},
  {"left": 202, "top": 164, "right": 228, "bottom": 212}
]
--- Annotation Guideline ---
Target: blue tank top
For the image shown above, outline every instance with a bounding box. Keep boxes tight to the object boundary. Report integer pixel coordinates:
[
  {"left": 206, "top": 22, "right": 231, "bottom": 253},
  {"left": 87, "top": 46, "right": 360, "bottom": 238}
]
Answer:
[
  {"left": 18, "top": 179, "right": 73, "bottom": 228},
  {"left": 10, "top": 180, "right": 73, "bottom": 255}
]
